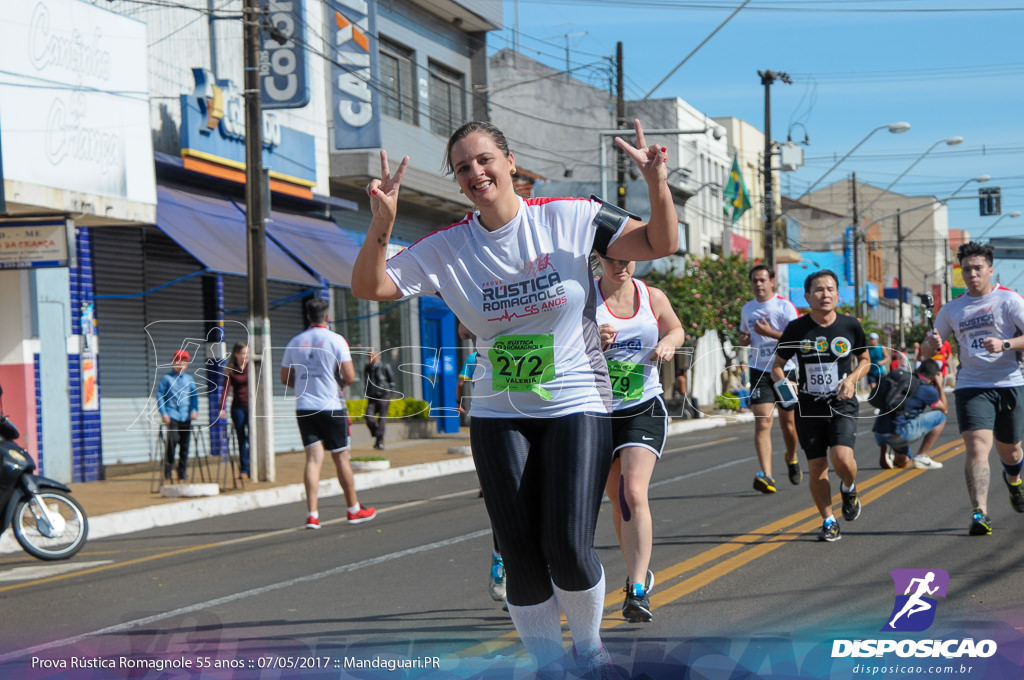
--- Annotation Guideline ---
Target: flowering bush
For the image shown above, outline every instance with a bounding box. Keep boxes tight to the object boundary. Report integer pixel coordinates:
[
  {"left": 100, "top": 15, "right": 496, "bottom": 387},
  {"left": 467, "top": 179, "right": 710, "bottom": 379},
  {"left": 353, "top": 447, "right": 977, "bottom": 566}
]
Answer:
[{"left": 644, "top": 253, "right": 751, "bottom": 349}]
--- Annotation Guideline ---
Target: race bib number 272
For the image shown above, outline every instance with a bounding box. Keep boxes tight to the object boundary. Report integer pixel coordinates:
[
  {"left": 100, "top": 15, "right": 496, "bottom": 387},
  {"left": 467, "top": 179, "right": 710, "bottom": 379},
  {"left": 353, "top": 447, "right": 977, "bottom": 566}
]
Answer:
[{"left": 489, "top": 334, "right": 556, "bottom": 399}]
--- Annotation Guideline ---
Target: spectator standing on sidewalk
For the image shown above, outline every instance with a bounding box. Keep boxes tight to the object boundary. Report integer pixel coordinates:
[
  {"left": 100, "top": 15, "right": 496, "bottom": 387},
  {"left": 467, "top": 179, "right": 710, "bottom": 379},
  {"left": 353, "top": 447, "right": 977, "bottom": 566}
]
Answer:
[
  {"left": 867, "top": 332, "right": 890, "bottom": 396},
  {"left": 218, "top": 342, "right": 251, "bottom": 479},
  {"left": 282, "top": 298, "right": 376, "bottom": 530},
  {"left": 363, "top": 349, "right": 395, "bottom": 450},
  {"left": 157, "top": 349, "right": 198, "bottom": 482}
]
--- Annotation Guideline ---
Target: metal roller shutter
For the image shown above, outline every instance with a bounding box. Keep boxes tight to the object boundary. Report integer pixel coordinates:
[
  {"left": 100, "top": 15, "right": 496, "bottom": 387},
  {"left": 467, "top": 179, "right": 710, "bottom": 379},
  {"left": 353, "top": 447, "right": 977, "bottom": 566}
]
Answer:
[{"left": 92, "top": 227, "right": 212, "bottom": 465}]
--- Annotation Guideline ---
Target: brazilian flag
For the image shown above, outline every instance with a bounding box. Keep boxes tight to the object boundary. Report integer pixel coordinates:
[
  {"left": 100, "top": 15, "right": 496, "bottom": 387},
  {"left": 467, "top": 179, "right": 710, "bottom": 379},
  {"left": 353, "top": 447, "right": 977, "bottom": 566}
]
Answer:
[{"left": 723, "top": 155, "right": 752, "bottom": 224}]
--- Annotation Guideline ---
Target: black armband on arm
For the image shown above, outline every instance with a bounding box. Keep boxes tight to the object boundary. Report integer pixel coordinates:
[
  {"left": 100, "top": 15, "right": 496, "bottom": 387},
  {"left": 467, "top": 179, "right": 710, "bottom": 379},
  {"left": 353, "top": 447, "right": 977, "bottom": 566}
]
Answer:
[{"left": 590, "top": 195, "right": 640, "bottom": 257}]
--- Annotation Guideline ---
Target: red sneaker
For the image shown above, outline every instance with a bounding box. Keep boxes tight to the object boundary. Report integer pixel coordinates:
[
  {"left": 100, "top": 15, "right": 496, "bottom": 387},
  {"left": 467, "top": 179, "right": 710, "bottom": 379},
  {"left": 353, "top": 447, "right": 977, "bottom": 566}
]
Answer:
[
  {"left": 305, "top": 515, "right": 321, "bottom": 529},
  {"left": 347, "top": 506, "right": 377, "bottom": 524}
]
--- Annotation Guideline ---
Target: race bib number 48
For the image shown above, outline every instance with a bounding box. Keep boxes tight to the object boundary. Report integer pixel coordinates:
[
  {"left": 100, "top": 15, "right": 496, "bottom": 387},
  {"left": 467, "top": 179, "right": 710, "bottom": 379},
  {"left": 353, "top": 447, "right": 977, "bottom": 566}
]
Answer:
[{"left": 489, "top": 334, "right": 556, "bottom": 399}]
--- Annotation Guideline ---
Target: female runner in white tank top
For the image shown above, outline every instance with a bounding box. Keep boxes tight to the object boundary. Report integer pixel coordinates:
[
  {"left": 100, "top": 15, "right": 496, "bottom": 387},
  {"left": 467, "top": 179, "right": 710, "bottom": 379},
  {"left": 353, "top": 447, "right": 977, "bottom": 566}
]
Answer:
[{"left": 594, "top": 254, "right": 685, "bottom": 624}]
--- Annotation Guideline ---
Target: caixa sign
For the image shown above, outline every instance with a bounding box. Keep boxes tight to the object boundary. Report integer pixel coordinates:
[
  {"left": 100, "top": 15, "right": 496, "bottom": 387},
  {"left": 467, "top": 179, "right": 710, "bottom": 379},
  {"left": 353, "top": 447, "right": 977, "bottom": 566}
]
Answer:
[
  {"left": 325, "top": 0, "right": 381, "bottom": 150},
  {"left": 259, "top": 0, "right": 309, "bottom": 109}
]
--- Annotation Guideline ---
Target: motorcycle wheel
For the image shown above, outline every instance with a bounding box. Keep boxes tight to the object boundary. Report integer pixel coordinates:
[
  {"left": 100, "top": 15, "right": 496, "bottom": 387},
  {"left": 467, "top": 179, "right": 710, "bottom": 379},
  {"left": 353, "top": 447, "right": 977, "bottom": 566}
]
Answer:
[{"left": 13, "top": 490, "right": 89, "bottom": 560}]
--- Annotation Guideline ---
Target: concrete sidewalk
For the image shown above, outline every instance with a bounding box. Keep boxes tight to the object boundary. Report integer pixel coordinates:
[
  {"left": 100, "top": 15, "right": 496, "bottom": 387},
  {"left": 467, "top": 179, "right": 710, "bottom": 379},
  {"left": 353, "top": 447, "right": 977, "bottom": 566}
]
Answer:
[{"left": 1, "top": 413, "right": 752, "bottom": 554}]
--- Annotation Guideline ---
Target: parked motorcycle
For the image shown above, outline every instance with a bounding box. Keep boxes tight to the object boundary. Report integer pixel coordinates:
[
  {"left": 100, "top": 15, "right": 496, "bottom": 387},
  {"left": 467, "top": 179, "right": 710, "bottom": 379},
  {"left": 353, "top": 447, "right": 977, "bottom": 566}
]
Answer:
[{"left": 0, "top": 386, "right": 88, "bottom": 560}]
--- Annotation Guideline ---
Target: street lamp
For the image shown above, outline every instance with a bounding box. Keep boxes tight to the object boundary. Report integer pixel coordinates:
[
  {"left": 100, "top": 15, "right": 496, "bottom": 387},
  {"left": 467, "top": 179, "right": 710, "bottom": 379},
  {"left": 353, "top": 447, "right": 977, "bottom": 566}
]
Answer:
[
  {"left": 976, "top": 210, "right": 1022, "bottom": 241},
  {"left": 950, "top": 174, "right": 990, "bottom": 198},
  {"left": 863, "top": 137, "right": 963, "bottom": 214},
  {"left": 851, "top": 135, "right": 961, "bottom": 315},
  {"left": 867, "top": 191, "right": 981, "bottom": 347},
  {"left": 663, "top": 176, "right": 723, "bottom": 258},
  {"left": 797, "top": 121, "right": 911, "bottom": 200}
]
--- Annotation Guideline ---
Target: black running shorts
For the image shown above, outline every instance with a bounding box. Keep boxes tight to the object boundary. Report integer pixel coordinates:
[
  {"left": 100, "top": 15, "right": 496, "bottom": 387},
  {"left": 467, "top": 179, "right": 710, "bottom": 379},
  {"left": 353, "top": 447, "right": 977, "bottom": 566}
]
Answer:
[
  {"left": 610, "top": 395, "right": 668, "bottom": 458},
  {"left": 296, "top": 409, "right": 351, "bottom": 452},
  {"left": 795, "top": 397, "right": 858, "bottom": 459},
  {"left": 954, "top": 386, "right": 1024, "bottom": 443}
]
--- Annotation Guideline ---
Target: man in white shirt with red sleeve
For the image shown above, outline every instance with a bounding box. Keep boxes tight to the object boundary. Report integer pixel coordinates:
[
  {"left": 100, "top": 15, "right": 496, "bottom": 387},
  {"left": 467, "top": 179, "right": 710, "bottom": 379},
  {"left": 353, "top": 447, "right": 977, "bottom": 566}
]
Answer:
[{"left": 922, "top": 241, "right": 1024, "bottom": 536}]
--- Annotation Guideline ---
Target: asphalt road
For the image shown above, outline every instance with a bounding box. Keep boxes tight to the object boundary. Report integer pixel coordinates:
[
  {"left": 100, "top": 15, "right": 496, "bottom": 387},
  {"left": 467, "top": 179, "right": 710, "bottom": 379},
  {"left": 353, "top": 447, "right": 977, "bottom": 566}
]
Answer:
[{"left": 2, "top": 408, "right": 1023, "bottom": 679}]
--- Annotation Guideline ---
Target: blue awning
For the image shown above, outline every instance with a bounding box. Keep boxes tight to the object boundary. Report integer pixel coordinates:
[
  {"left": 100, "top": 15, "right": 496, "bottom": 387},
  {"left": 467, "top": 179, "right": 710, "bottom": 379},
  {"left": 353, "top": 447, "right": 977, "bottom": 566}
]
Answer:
[
  {"left": 156, "top": 186, "right": 320, "bottom": 286},
  {"left": 262, "top": 211, "right": 361, "bottom": 288}
]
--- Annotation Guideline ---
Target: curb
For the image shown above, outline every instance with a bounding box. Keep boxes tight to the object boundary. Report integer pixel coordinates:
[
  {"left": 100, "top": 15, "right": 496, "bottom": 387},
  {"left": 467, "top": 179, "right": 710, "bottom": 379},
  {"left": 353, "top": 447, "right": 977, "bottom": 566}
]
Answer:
[
  {"left": 0, "top": 413, "right": 748, "bottom": 555},
  {"left": 0, "top": 457, "right": 477, "bottom": 554}
]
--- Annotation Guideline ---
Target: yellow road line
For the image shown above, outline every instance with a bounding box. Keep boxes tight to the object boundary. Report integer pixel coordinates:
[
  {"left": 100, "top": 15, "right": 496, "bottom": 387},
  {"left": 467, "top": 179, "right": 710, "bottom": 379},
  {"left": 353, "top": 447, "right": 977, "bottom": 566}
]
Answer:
[
  {"left": 0, "top": 542, "right": 223, "bottom": 593},
  {"left": 598, "top": 440, "right": 966, "bottom": 631},
  {"left": 462, "top": 437, "right": 966, "bottom": 652}
]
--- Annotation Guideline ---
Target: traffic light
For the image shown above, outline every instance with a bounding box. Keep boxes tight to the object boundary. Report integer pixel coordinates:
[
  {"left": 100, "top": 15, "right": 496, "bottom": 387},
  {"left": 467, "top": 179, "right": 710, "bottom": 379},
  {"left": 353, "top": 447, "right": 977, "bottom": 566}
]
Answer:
[{"left": 980, "top": 187, "right": 1002, "bottom": 216}]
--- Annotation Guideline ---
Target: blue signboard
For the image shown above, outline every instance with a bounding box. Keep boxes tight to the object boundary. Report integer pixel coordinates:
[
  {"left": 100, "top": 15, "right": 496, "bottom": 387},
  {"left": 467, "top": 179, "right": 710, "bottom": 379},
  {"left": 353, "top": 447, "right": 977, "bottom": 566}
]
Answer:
[
  {"left": 325, "top": 0, "right": 381, "bottom": 150},
  {"left": 180, "top": 69, "right": 316, "bottom": 185},
  {"left": 259, "top": 0, "right": 310, "bottom": 109},
  {"left": 866, "top": 281, "right": 880, "bottom": 306}
]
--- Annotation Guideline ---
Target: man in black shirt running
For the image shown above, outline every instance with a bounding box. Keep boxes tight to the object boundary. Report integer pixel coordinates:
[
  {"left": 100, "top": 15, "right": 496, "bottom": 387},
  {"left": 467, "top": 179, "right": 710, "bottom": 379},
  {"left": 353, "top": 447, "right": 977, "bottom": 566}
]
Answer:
[{"left": 773, "top": 270, "right": 871, "bottom": 542}]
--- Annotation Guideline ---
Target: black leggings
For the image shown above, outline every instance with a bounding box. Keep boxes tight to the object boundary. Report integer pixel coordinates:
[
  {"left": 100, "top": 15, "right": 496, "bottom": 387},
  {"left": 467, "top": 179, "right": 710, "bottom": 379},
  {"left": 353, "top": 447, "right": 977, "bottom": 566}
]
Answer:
[{"left": 471, "top": 413, "right": 612, "bottom": 606}]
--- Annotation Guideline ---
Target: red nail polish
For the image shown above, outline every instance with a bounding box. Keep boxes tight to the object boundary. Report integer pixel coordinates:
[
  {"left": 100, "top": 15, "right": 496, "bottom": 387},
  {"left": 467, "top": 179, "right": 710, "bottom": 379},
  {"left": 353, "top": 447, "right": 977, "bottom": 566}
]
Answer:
[{"left": 661, "top": 146, "right": 667, "bottom": 152}]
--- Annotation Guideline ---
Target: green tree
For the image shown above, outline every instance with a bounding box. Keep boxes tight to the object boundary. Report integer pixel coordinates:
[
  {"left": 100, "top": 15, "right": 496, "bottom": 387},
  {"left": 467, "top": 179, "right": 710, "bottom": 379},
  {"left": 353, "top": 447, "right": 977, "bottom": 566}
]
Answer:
[{"left": 643, "top": 253, "right": 751, "bottom": 371}]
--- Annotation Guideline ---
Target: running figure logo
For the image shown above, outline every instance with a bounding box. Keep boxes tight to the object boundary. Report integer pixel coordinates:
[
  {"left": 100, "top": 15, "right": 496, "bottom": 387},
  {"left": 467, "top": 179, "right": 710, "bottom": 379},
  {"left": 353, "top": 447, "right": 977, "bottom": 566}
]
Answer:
[{"left": 882, "top": 568, "right": 949, "bottom": 632}]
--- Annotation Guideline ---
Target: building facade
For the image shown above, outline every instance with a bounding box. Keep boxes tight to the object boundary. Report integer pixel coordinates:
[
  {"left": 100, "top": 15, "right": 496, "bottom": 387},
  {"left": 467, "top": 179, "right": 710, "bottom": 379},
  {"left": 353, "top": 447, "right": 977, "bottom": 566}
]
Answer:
[{"left": 0, "top": 0, "right": 501, "bottom": 478}]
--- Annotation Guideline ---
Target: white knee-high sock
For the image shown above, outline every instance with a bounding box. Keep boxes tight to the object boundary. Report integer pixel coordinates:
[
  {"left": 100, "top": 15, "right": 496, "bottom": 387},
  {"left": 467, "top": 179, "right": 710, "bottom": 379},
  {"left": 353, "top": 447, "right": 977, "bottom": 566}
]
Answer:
[
  {"left": 506, "top": 595, "right": 564, "bottom": 668},
  {"left": 552, "top": 569, "right": 605, "bottom": 655}
]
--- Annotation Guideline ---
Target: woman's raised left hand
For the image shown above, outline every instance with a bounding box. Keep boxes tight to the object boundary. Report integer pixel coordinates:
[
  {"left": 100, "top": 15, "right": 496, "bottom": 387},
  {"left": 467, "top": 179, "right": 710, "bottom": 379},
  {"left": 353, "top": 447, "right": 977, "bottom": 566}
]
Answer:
[{"left": 614, "top": 119, "right": 668, "bottom": 184}]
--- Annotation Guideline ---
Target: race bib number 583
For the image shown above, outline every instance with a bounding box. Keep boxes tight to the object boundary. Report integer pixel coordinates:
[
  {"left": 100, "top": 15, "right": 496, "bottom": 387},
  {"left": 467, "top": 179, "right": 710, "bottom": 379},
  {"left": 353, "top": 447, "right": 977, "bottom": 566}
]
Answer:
[{"left": 805, "top": 362, "right": 838, "bottom": 394}]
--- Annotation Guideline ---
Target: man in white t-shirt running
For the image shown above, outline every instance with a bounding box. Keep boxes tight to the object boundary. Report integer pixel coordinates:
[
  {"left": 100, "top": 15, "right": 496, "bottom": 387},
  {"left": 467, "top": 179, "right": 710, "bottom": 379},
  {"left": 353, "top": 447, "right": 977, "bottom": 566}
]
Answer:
[
  {"left": 922, "top": 241, "right": 1024, "bottom": 536},
  {"left": 281, "top": 298, "right": 376, "bottom": 530},
  {"left": 739, "top": 264, "right": 801, "bottom": 492}
]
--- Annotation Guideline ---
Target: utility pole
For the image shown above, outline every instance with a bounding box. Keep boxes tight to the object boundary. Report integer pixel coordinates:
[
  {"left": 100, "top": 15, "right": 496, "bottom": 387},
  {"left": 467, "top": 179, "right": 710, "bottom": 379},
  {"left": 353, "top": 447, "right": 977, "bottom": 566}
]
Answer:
[
  {"left": 851, "top": 172, "right": 860, "bottom": 316},
  {"left": 897, "top": 213, "right": 905, "bottom": 349},
  {"left": 759, "top": 70, "right": 791, "bottom": 268},
  {"left": 943, "top": 238, "right": 950, "bottom": 303},
  {"left": 616, "top": 42, "right": 626, "bottom": 209},
  {"left": 244, "top": 0, "right": 274, "bottom": 481}
]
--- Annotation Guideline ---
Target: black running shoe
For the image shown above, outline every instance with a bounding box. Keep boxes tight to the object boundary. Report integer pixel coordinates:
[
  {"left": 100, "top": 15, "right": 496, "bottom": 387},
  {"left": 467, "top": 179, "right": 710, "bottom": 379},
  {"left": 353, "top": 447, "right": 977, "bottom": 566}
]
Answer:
[
  {"left": 622, "top": 585, "right": 652, "bottom": 623},
  {"left": 969, "top": 508, "right": 992, "bottom": 536},
  {"left": 753, "top": 472, "right": 777, "bottom": 494},
  {"left": 787, "top": 458, "right": 803, "bottom": 485},
  {"left": 818, "top": 519, "right": 841, "bottom": 542},
  {"left": 1003, "top": 471, "right": 1024, "bottom": 513},
  {"left": 841, "top": 488, "right": 861, "bottom": 521}
]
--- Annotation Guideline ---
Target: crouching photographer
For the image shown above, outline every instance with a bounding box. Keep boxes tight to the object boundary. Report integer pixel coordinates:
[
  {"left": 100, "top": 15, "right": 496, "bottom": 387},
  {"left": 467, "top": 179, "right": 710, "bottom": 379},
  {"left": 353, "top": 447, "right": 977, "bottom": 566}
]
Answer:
[{"left": 873, "top": 359, "right": 948, "bottom": 470}]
